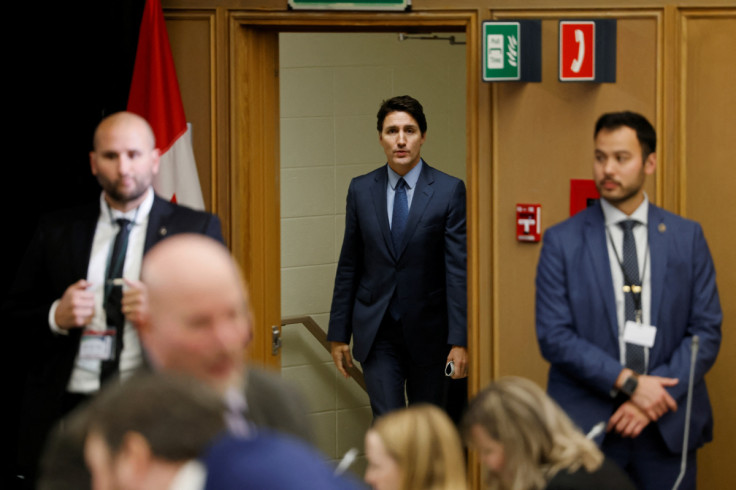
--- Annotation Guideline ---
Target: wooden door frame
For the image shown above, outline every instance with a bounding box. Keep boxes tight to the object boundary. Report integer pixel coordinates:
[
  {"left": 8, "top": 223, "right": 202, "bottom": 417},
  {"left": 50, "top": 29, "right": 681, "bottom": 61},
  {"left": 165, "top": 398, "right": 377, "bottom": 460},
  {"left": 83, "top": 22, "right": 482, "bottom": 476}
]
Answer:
[{"left": 228, "top": 10, "right": 482, "bottom": 395}]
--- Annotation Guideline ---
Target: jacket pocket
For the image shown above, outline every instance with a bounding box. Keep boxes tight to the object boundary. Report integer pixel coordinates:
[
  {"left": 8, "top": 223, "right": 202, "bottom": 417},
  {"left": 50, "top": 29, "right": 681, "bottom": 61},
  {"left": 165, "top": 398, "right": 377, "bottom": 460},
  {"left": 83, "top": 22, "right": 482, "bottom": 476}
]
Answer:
[{"left": 356, "top": 284, "right": 373, "bottom": 304}]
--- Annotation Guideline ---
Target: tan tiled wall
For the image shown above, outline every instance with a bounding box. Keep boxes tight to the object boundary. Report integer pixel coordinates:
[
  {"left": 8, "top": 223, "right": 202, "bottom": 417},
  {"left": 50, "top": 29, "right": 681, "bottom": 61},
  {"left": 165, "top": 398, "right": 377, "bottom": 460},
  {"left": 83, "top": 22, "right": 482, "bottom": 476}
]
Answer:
[{"left": 279, "top": 32, "right": 466, "bottom": 476}]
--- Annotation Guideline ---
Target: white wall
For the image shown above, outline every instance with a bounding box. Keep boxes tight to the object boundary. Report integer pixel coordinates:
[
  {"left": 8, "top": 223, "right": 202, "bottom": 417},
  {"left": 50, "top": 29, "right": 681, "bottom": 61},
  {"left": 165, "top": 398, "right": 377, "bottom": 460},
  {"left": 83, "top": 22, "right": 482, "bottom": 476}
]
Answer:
[{"left": 279, "top": 31, "right": 466, "bottom": 474}]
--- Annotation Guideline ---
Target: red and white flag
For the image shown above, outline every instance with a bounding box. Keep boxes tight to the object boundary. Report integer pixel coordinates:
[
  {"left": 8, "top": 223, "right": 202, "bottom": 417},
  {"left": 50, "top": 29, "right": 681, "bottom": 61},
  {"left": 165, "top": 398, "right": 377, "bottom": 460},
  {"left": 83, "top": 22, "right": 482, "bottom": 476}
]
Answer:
[{"left": 127, "top": 0, "right": 204, "bottom": 210}]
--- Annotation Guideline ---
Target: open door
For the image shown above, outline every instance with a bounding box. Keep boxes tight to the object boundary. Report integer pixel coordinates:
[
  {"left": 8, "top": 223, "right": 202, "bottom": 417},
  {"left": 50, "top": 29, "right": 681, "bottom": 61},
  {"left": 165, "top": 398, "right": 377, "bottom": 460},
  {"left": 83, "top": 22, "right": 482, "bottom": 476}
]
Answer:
[
  {"left": 229, "top": 11, "right": 481, "bottom": 482},
  {"left": 230, "top": 26, "right": 282, "bottom": 370},
  {"left": 230, "top": 11, "right": 480, "bottom": 381}
]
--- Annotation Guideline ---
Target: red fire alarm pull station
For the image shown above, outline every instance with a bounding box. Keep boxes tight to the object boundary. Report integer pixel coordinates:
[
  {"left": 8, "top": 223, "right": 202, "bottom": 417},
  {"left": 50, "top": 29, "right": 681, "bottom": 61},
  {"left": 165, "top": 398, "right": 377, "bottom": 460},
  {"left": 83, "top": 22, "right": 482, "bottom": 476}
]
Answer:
[{"left": 517, "top": 204, "right": 541, "bottom": 242}]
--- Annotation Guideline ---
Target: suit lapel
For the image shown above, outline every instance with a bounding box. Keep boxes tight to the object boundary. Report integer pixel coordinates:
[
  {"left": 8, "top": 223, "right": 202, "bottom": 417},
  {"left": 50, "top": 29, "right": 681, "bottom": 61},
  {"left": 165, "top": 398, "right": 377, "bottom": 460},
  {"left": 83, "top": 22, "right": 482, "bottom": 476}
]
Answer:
[
  {"left": 73, "top": 204, "right": 101, "bottom": 278},
  {"left": 648, "top": 205, "right": 668, "bottom": 329},
  {"left": 584, "top": 204, "right": 619, "bottom": 340},
  {"left": 370, "top": 169, "right": 396, "bottom": 260},
  {"left": 396, "top": 163, "right": 434, "bottom": 259},
  {"left": 144, "top": 195, "right": 171, "bottom": 252}
]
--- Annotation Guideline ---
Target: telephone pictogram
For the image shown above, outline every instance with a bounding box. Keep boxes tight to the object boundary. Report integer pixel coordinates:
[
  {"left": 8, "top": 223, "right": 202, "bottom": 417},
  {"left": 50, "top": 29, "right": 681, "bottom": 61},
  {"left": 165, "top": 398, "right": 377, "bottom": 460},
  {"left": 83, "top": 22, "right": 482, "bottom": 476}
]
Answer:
[{"left": 570, "top": 29, "right": 585, "bottom": 73}]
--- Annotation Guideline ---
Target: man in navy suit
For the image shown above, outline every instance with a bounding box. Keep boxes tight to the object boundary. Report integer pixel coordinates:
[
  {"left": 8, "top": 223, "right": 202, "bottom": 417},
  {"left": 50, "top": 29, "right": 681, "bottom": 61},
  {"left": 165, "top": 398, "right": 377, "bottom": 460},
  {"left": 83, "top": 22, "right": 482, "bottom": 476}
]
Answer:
[
  {"left": 83, "top": 373, "right": 359, "bottom": 490},
  {"left": 7, "top": 112, "right": 223, "bottom": 486},
  {"left": 327, "top": 95, "right": 467, "bottom": 418},
  {"left": 535, "top": 111, "right": 722, "bottom": 489}
]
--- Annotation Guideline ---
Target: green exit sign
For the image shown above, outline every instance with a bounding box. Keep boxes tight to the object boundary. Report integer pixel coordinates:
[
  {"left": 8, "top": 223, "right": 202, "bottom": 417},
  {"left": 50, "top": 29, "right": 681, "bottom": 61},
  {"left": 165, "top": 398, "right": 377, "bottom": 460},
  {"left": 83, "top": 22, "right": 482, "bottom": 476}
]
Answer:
[
  {"left": 288, "top": 0, "right": 409, "bottom": 10},
  {"left": 483, "top": 22, "right": 521, "bottom": 81}
]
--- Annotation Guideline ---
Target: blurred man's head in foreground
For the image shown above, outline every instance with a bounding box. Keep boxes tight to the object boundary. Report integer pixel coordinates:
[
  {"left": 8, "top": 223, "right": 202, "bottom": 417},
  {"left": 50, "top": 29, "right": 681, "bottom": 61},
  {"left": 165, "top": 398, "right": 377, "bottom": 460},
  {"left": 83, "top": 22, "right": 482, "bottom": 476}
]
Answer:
[
  {"left": 138, "top": 234, "right": 253, "bottom": 394},
  {"left": 84, "top": 373, "right": 226, "bottom": 490}
]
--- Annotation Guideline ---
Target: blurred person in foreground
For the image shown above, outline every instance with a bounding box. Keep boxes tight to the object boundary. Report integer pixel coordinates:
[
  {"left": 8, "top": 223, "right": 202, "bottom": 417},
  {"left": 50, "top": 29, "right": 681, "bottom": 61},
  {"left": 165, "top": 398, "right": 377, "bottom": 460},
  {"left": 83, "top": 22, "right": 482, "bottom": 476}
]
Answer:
[
  {"left": 84, "top": 373, "right": 362, "bottom": 490},
  {"left": 463, "top": 376, "right": 635, "bottom": 490},
  {"left": 364, "top": 404, "right": 467, "bottom": 490},
  {"left": 84, "top": 373, "right": 226, "bottom": 490},
  {"left": 38, "top": 234, "right": 312, "bottom": 489},
  {"left": 136, "top": 233, "right": 311, "bottom": 441}
]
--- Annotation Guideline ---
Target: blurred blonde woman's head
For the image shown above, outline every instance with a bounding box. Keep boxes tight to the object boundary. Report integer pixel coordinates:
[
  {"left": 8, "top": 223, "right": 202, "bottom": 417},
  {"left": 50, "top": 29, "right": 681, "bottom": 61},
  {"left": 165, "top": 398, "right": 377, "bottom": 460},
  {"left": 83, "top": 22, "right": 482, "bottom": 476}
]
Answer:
[
  {"left": 463, "top": 377, "right": 603, "bottom": 490},
  {"left": 365, "top": 404, "right": 468, "bottom": 490}
]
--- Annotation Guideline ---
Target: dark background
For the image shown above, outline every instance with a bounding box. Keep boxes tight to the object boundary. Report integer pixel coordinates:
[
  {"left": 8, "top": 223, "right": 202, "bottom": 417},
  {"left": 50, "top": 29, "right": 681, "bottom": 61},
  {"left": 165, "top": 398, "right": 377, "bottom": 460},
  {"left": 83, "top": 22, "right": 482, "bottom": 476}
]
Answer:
[{"left": 4, "top": 2, "right": 145, "bottom": 485}]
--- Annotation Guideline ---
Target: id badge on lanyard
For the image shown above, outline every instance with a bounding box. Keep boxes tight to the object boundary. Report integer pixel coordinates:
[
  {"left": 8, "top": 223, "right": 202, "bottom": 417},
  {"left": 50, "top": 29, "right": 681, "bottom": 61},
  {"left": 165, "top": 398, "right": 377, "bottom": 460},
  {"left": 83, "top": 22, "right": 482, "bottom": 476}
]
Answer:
[{"left": 79, "top": 329, "right": 117, "bottom": 360}]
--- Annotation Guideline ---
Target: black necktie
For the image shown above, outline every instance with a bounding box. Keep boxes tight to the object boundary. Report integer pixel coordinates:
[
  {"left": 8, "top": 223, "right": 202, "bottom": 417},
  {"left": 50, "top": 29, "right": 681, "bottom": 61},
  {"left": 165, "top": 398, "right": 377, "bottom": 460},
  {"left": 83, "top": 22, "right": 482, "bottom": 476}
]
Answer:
[
  {"left": 620, "top": 220, "right": 645, "bottom": 373},
  {"left": 100, "top": 218, "right": 132, "bottom": 383}
]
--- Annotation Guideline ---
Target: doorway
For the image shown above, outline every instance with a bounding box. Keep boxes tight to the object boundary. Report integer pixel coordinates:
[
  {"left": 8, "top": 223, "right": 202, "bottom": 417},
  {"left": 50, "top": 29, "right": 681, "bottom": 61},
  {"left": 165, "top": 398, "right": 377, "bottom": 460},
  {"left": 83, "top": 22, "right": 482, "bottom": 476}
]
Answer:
[
  {"left": 227, "top": 10, "right": 479, "bottom": 478},
  {"left": 278, "top": 30, "right": 467, "bottom": 472}
]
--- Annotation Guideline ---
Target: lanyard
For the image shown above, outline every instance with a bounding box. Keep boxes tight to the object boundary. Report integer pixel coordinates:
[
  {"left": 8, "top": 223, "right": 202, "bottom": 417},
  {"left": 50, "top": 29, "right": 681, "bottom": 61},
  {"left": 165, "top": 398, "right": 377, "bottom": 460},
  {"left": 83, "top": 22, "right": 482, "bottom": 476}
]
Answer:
[{"left": 606, "top": 225, "right": 649, "bottom": 323}]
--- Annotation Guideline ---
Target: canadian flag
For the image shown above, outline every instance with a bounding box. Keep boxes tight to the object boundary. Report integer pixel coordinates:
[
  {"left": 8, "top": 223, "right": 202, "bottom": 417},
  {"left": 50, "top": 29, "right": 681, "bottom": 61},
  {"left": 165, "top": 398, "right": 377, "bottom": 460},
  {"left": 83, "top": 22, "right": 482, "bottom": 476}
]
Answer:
[{"left": 126, "top": 0, "right": 204, "bottom": 210}]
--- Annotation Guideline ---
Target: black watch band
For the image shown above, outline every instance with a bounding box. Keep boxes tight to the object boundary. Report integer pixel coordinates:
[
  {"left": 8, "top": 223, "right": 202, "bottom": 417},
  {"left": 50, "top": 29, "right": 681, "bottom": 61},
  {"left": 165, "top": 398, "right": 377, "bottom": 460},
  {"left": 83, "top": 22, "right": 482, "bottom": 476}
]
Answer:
[{"left": 621, "top": 375, "right": 639, "bottom": 397}]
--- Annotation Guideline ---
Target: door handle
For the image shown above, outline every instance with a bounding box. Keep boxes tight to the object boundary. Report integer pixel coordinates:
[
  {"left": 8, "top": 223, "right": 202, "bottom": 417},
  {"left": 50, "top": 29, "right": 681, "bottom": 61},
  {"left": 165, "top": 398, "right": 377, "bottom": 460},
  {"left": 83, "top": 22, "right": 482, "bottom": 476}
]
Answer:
[{"left": 272, "top": 325, "right": 282, "bottom": 355}]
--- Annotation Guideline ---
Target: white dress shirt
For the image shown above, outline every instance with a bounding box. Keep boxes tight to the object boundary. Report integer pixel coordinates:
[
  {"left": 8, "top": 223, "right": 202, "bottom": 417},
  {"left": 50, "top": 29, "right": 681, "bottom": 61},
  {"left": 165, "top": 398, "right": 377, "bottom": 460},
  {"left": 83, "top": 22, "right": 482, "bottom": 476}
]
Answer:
[
  {"left": 169, "top": 460, "right": 207, "bottom": 490},
  {"left": 49, "top": 188, "right": 154, "bottom": 393}
]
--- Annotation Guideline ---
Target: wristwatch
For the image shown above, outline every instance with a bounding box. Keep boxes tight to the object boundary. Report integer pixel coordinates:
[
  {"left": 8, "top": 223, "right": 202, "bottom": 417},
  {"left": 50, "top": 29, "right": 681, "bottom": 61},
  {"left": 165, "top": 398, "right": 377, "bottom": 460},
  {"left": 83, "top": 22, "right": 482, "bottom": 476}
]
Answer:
[{"left": 621, "top": 374, "right": 639, "bottom": 397}]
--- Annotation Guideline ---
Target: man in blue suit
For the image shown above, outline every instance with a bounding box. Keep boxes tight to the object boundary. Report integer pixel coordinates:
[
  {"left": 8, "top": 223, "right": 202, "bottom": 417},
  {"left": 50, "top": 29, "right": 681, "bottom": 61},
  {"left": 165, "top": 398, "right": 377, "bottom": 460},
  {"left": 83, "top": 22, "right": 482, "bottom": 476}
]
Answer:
[
  {"left": 536, "top": 111, "right": 722, "bottom": 489},
  {"left": 328, "top": 95, "right": 467, "bottom": 418},
  {"left": 83, "top": 373, "right": 360, "bottom": 490}
]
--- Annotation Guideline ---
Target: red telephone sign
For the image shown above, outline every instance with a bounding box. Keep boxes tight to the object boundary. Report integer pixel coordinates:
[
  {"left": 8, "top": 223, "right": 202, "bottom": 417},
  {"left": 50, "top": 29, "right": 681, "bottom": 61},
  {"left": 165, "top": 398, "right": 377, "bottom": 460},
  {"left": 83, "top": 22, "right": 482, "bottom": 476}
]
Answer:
[{"left": 560, "top": 21, "right": 595, "bottom": 81}]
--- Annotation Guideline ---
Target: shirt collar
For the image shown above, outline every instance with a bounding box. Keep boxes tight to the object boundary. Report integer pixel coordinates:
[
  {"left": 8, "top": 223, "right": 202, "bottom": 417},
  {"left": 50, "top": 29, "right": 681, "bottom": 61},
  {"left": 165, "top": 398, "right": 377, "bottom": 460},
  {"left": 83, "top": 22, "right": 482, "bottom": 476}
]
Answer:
[
  {"left": 99, "top": 187, "right": 155, "bottom": 224},
  {"left": 600, "top": 193, "right": 649, "bottom": 228},
  {"left": 169, "top": 460, "right": 207, "bottom": 490},
  {"left": 387, "top": 159, "right": 423, "bottom": 190}
]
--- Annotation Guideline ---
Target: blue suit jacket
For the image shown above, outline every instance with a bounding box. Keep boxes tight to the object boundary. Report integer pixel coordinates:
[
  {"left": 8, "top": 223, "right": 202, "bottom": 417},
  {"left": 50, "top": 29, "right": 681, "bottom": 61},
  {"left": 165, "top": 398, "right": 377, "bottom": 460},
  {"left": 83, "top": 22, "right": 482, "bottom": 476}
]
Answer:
[
  {"left": 327, "top": 162, "right": 467, "bottom": 366},
  {"left": 535, "top": 201, "right": 722, "bottom": 452},
  {"left": 202, "top": 432, "right": 363, "bottom": 490}
]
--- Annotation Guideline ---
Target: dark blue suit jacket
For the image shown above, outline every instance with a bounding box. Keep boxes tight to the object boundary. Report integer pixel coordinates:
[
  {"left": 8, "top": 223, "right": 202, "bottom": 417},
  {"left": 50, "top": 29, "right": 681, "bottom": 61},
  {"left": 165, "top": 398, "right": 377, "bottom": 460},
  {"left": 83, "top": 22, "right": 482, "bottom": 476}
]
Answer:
[
  {"left": 328, "top": 162, "right": 467, "bottom": 366},
  {"left": 535, "top": 201, "right": 721, "bottom": 452},
  {"left": 202, "top": 433, "right": 363, "bottom": 490}
]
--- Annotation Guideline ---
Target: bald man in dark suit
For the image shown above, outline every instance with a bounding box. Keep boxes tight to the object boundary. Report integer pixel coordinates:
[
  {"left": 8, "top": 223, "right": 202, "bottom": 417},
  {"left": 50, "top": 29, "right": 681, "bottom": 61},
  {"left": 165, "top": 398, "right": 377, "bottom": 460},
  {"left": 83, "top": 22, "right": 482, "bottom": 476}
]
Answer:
[{"left": 7, "top": 112, "right": 223, "bottom": 486}]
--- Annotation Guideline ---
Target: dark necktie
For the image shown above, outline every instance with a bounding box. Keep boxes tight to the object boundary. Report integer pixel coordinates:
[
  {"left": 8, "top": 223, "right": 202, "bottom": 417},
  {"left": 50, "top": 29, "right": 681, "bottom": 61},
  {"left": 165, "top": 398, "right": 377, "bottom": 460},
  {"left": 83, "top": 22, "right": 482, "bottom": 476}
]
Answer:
[
  {"left": 388, "top": 178, "right": 409, "bottom": 321},
  {"left": 620, "top": 220, "right": 646, "bottom": 373},
  {"left": 391, "top": 178, "right": 408, "bottom": 253},
  {"left": 100, "top": 218, "right": 132, "bottom": 384}
]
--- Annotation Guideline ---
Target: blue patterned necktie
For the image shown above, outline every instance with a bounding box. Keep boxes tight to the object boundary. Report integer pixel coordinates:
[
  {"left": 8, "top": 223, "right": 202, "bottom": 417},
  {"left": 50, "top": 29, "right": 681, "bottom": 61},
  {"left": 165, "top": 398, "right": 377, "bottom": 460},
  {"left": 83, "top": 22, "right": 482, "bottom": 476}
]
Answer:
[
  {"left": 224, "top": 388, "right": 253, "bottom": 437},
  {"left": 391, "top": 178, "right": 408, "bottom": 253},
  {"left": 388, "top": 178, "right": 408, "bottom": 321},
  {"left": 620, "top": 219, "right": 646, "bottom": 373}
]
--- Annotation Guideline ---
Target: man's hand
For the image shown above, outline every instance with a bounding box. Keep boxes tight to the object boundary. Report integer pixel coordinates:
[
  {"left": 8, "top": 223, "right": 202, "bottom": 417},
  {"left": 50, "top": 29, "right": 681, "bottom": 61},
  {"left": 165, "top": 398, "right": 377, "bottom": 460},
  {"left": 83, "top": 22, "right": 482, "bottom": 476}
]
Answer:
[
  {"left": 55, "top": 280, "right": 95, "bottom": 329},
  {"left": 331, "top": 341, "right": 353, "bottom": 379},
  {"left": 122, "top": 279, "right": 148, "bottom": 329},
  {"left": 631, "top": 375, "right": 679, "bottom": 421},
  {"left": 447, "top": 346, "right": 468, "bottom": 379},
  {"left": 607, "top": 401, "right": 650, "bottom": 438}
]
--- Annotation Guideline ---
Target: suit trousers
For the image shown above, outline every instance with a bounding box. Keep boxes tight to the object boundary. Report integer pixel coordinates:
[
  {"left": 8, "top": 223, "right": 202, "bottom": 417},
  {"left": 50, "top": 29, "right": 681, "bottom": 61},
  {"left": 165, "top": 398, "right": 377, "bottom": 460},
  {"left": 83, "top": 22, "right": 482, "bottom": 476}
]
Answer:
[
  {"left": 602, "top": 424, "right": 696, "bottom": 490},
  {"left": 361, "top": 313, "right": 447, "bottom": 418}
]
